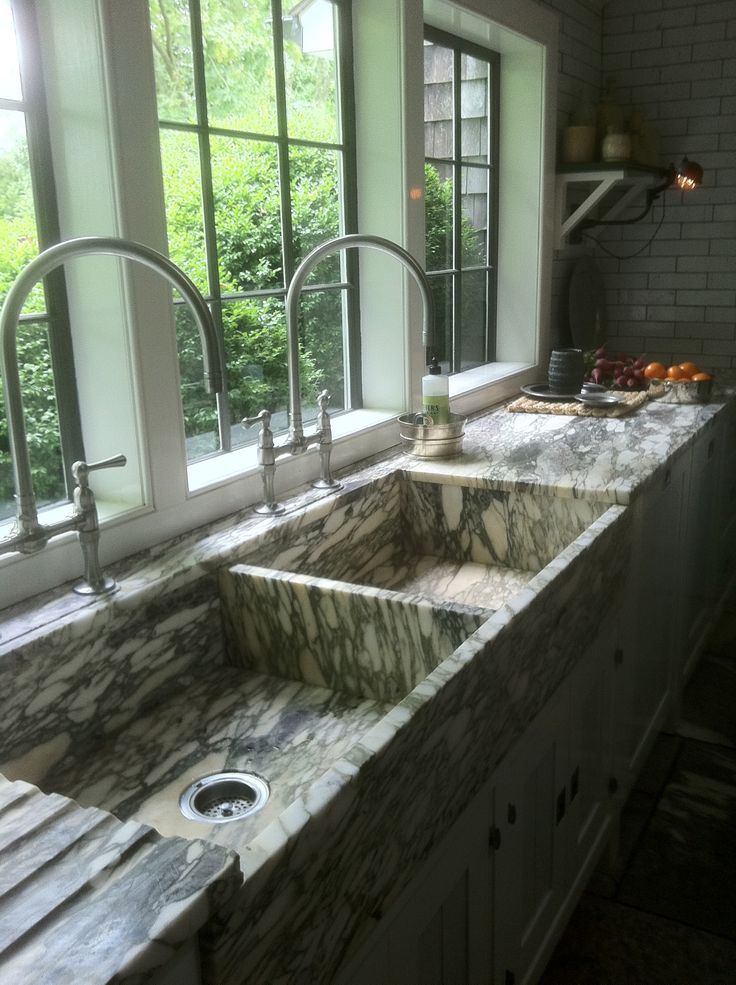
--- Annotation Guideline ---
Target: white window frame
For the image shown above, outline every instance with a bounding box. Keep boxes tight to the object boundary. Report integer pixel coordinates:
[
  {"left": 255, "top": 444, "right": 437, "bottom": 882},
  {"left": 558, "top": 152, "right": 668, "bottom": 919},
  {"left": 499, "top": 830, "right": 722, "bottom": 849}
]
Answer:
[{"left": 0, "top": 0, "right": 556, "bottom": 610}]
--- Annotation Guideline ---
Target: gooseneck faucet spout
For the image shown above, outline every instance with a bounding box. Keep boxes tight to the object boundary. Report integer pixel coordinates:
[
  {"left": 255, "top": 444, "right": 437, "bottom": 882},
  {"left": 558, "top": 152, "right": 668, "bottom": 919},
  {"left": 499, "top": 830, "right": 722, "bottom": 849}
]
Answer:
[
  {"left": 285, "top": 233, "right": 433, "bottom": 449},
  {"left": 248, "top": 233, "right": 434, "bottom": 514},
  {"left": 0, "top": 236, "right": 225, "bottom": 594}
]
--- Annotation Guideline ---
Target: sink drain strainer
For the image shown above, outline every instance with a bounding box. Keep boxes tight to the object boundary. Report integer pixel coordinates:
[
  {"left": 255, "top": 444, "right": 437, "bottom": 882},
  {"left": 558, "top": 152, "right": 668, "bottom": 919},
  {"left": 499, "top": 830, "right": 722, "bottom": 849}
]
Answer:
[{"left": 179, "top": 771, "right": 269, "bottom": 823}]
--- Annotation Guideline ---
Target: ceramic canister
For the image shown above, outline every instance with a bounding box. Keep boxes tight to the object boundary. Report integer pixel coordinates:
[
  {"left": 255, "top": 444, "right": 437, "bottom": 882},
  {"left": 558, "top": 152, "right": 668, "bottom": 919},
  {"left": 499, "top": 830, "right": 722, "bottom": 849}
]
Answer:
[{"left": 548, "top": 348, "right": 585, "bottom": 394}]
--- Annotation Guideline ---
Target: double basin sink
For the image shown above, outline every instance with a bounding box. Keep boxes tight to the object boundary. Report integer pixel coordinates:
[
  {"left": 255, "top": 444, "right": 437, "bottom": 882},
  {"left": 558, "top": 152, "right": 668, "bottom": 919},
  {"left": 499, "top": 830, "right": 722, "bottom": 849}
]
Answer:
[{"left": 11, "top": 470, "right": 610, "bottom": 848}]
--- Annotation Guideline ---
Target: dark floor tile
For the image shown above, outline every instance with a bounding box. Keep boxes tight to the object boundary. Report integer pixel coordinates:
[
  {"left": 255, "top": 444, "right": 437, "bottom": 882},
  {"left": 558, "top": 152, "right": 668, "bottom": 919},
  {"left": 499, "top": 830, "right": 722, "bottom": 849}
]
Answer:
[
  {"left": 676, "top": 653, "right": 736, "bottom": 748},
  {"left": 705, "top": 604, "right": 736, "bottom": 660},
  {"left": 634, "top": 732, "right": 681, "bottom": 796},
  {"left": 586, "top": 790, "right": 657, "bottom": 899},
  {"left": 616, "top": 739, "right": 736, "bottom": 941},
  {"left": 538, "top": 895, "right": 736, "bottom": 985}
]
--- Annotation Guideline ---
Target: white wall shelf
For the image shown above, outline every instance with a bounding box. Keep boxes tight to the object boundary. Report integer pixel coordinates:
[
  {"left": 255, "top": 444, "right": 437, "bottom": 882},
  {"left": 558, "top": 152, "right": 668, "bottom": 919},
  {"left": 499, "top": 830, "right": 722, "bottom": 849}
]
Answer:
[{"left": 555, "top": 163, "right": 665, "bottom": 248}]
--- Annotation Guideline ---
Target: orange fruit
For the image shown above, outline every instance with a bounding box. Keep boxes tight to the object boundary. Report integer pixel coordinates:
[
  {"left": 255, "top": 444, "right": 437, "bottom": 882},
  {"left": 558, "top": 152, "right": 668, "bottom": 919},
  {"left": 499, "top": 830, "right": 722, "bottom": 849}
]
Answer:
[
  {"left": 679, "top": 361, "right": 700, "bottom": 377},
  {"left": 666, "top": 365, "right": 687, "bottom": 380},
  {"left": 644, "top": 362, "right": 667, "bottom": 379},
  {"left": 692, "top": 371, "right": 713, "bottom": 381}
]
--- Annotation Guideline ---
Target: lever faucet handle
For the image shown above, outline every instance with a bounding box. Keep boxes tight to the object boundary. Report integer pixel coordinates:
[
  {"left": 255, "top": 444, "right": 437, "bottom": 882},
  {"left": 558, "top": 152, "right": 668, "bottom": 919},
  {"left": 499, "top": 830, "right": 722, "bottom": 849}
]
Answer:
[
  {"left": 242, "top": 408, "right": 272, "bottom": 430},
  {"left": 72, "top": 453, "right": 127, "bottom": 485},
  {"left": 87, "top": 453, "right": 127, "bottom": 473}
]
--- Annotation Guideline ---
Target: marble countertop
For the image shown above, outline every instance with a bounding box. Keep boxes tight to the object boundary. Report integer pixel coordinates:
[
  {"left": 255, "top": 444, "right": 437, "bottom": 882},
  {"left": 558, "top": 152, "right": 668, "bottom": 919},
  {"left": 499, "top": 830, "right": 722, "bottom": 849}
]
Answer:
[{"left": 0, "top": 389, "right": 732, "bottom": 983}]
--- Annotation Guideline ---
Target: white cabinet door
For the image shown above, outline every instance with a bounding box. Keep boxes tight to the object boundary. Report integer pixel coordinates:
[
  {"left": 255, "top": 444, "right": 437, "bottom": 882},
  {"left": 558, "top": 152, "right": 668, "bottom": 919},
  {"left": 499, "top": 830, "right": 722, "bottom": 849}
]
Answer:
[
  {"left": 563, "top": 627, "right": 613, "bottom": 895},
  {"left": 679, "top": 419, "right": 722, "bottom": 680},
  {"left": 491, "top": 630, "right": 614, "bottom": 985},
  {"left": 333, "top": 782, "right": 492, "bottom": 985},
  {"left": 612, "top": 454, "right": 688, "bottom": 795},
  {"left": 491, "top": 684, "right": 568, "bottom": 985},
  {"left": 716, "top": 406, "right": 736, "bottom": 590}
]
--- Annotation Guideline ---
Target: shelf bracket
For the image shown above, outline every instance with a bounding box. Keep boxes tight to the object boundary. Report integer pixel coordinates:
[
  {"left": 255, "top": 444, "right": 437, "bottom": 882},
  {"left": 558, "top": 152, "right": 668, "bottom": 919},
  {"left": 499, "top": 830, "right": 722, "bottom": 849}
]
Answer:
[{"left": 555, "top": 165, "right": 665, "bottom": 249}]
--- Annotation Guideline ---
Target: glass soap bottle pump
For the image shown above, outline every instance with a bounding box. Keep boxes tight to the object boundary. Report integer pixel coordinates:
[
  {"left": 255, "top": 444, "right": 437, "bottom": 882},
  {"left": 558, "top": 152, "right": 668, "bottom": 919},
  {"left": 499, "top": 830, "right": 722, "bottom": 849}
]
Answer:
[{"left": 422, "top": 355, "right": 450, "bottom": 424}]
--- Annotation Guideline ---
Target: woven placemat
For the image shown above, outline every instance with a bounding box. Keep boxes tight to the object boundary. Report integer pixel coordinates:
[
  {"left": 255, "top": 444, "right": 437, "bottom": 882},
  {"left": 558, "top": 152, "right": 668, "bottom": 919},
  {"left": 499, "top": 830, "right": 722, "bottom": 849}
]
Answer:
[{"left": 507, "top": 390, "right": 649, "bottom": 418}]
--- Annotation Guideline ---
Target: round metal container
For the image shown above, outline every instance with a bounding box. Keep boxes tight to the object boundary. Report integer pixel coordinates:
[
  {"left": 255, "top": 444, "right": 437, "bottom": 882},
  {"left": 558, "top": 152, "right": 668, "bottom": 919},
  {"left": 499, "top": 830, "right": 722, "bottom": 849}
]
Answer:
[
  {"left": 648, "top": 378, "right": 713, "bottom": 404},
  {"left": 398, "top": 412, "right": 466, "bottom": 458}
]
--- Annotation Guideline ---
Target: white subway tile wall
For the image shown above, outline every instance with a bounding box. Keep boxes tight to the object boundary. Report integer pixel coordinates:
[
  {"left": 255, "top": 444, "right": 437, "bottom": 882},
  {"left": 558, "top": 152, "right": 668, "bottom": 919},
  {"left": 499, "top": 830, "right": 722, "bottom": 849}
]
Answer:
[{"left": 543, "top": 0, "right": 735, "bottom": 370}]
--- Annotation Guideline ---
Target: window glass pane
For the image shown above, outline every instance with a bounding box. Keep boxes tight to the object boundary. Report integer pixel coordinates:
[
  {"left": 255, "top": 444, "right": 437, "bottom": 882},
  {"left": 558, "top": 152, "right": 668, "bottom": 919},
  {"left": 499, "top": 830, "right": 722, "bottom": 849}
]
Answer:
[
  {"left": 0, "top": 0, "right": 21, "bottom": 100},
  {"left": 201, "top": 0, "right": 278, "bottom": 134},
  {"left": 424, "top": 29, "right": 498, "bottom": 375},
  {"left": 1, "top": 109, "right": 42, "bottom": 310},
  {"left": 1, "top": 319, "right": 65, "bottom": 521},
  {"left": 222, "top": 296, "right": 288, "bottom": 444},
  {"left": 428, "top": 274, "right": 452, "bottom": 368},
  {"left": 460, "top": 165, "right": 487, "bottom": 267},
  {"left": 160, "top": 128, "right": 208, "bottom": 294},
  {"left": 150, "top": 0, "right": 197, "bottom": 124},
  {"left": 459, "top": 269, "right": 487, "bottom": 371},
  {"left": 290, "top": 145, "right": 341, "bottom": 274},
  {"left": 211, "top": 136, "right": 283, "bottom": 294},
  {"left": 155, "top": 0, "right": 355, "bottom": 457},
  {"left": 299, "top": 286, "right": 345, "bottom": 419},
  {"left": 284, "top": 0, "right": 338, "bottom": 143},
  {"left": 425, "top": 161, "right": 453, "bottom": 272},
  {"left": 424, "top": 40, "right": 452, "bottom": 160},
  {"left": 177, "top": 304, "right": 220, "bottom": 460},
  {"left": 461, "top": 53, "right": 488, "bottom": 164}
]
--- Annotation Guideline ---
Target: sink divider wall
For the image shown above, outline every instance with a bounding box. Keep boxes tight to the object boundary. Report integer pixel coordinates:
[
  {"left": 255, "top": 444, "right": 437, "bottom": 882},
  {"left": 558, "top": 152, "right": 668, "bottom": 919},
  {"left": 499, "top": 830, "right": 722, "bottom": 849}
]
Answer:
[
  {"left": 218, "top": 473, "right": 608, "bottom": 702},
  {"left": 219, "top": 564, "right": 488, "bottom": 703}
]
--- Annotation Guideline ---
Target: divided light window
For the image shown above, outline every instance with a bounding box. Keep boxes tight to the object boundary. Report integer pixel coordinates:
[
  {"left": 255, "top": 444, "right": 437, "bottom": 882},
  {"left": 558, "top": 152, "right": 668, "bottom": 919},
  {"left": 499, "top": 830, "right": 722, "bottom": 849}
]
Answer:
[
  {"left": 150, "top": 0, "right": 358, "bottom": 462},
  {"left": 423, "top": 27, "right": 499, "bottom": 374},
  {"left": 0, "top": 0, "right": 83, "bottom": 522}
]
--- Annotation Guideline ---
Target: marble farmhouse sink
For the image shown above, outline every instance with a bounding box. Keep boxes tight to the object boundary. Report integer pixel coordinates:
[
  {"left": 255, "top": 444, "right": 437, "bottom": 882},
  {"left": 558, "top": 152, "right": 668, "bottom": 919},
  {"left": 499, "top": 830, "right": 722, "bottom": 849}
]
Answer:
[
  {"left": 219, "top": 472, "right": 608, "bottom": 703},
  {"left": 0, "top": 468, "right": 611, "bottom": 860}
]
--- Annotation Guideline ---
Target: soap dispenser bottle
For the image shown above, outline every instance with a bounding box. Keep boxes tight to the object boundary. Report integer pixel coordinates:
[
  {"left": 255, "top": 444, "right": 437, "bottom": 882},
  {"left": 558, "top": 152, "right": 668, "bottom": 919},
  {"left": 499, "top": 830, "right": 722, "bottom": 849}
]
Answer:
[{"left": 422, "top": 356, "right": 450, "bottom": 424}]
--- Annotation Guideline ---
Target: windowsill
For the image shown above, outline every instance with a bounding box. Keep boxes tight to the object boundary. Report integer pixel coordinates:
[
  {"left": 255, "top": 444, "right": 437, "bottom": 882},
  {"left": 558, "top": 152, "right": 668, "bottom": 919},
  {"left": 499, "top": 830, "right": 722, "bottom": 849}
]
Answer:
[
  {"left": 186, "top": 407, "right": 402, "bottom": 494},
  {"left": 449, "top": 361, "right": 531, "bottom": 397},
  {"left": 187, "top": 364, "right": 533, "bottom": 495}
]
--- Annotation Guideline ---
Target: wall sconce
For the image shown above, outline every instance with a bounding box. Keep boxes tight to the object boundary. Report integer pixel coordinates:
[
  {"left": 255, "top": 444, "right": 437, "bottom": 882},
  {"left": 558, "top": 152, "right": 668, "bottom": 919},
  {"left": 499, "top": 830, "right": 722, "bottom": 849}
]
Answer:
[
  {"left": 672, "top": 157, "right": 703, "bottom": 191},
  {"left": 584, "top": 156, "right": 704, "bottom": 228}
]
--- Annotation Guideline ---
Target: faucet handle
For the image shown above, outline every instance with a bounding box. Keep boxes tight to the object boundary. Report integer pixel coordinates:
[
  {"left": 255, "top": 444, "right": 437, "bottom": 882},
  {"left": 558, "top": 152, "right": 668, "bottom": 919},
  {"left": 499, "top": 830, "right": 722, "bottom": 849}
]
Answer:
[
  {"left": 242, "top": 409, "right": 272, "bottom": 431},
  {"left": 72, "top": 453, "right": 127, "bottom": 481},
  {"left": 86, "top": 453, "right": 128, "bottom": 473}
]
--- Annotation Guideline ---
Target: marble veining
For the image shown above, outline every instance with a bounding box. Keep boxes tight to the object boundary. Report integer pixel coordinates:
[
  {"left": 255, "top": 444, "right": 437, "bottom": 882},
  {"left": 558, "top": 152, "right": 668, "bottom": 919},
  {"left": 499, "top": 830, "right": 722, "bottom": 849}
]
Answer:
[
  {"left": 0, "top": 392, "right": 730, "bottom": 983},
  {"left": 0, "top": 575, "right": 224, "bottom": 781},
  {"left": 220, "top": 563, "right": 487, "bottom": 702},
  {"left": 0, "top": 775, "right": 240, "bottom": 982},
  {"left": 35, "top": 664, "right": 393, "bottom": 858}
]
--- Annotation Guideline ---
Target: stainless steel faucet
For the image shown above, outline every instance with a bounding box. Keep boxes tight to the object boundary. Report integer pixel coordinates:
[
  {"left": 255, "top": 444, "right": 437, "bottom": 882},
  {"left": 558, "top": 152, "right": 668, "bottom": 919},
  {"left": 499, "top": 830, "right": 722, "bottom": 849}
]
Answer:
[
  {"left": 0, "top": 236, "right": 225, "bottom": 595},
  {"left": 246, "top": 233, "right": 434, "bottom": 515}
]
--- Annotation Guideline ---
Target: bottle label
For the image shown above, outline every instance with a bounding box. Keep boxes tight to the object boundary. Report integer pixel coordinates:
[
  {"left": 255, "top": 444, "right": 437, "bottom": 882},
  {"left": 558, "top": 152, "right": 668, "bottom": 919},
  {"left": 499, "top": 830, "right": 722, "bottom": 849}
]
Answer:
[{"left": 422, "top": 395, "right": 450, "bottom": 424}]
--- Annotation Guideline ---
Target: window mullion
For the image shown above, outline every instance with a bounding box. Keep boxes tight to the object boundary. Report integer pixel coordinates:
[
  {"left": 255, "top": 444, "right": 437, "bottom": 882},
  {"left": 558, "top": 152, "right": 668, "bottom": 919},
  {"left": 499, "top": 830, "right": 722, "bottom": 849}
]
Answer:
[
  {"left": 335, "top": 0, "right": 361, "bottom": 409},
  {"left": 188, "top": 0, "right": 231, "bottom": 452},
  {"left": 451, "top": 48, "right": 462, "bottom": 374},
  {"left": 271, "top": 0, "right": 294, "bottom": 290},
  {"left": 486, "top": 53, "right": 500, "bottom": 363}
]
